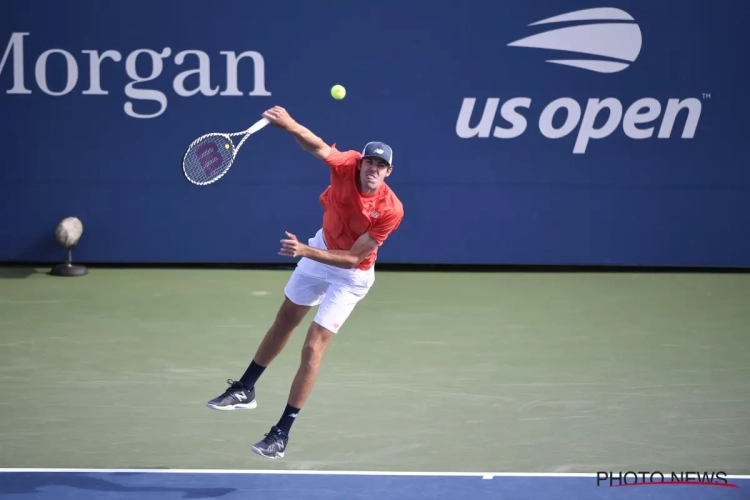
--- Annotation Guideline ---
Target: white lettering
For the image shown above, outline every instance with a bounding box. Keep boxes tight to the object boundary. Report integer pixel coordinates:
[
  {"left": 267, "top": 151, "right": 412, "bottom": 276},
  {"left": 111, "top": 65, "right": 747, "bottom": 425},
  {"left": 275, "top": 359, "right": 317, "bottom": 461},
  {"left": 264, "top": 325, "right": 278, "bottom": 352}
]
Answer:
[
  {"left": 82, "top": 50, "right": 122, "bottom": 95},
  {"left": 623, "top": 98, "right": 661, "bottom": 139},
  {"left": 0, "top": 32, "right": 31, "bottom": 94},
  {"left": 658, "top": 98, "right": 702, "bottom": 138},
  {"left": 220, "top": 50, "right": 271, "bottom": 96},
  {"left": 173, "top": 50, "right": 219, "bottom": 97},
  {"left": 539, "top": 98, "right": 580, "bottom": 139},
  {"left": 2, "top": 33, "right": 273, "bottom": 118},
  {"left": 455, "top": 98, "right": 498, "bottom": 138},
  {"left": 493, "top": 98, "right": 531, "bottom": 138},
  {"left": 574, "top": 98, "right": 623, "bottom": 154},
  {"left": 457, "top": 95, "right": 703, "bottom": 153},
  {"left": 35, "top": 49, "right": 78, "bottom": 96},
  {"left": 124, "top": 48, "right": 172, "bottom": 119}
]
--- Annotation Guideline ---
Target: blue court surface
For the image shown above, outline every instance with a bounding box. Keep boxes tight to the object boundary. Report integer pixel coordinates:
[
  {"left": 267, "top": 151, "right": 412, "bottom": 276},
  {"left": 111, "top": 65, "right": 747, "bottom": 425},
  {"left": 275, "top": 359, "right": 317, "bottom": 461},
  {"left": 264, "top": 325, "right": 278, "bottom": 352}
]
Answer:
[{"left": 0, "top": 470, "right": 746, "bottom": 500}]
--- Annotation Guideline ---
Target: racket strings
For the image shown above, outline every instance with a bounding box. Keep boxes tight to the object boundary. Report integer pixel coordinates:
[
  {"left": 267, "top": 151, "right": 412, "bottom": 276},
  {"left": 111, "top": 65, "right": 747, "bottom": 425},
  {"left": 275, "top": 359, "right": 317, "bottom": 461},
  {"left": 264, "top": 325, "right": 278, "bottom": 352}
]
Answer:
[
  {"left": 183, "top": 135, "right": 235, "bottom": 185},
  {"left": 182, "top": 118, "right": 268, "bottom": 186}
]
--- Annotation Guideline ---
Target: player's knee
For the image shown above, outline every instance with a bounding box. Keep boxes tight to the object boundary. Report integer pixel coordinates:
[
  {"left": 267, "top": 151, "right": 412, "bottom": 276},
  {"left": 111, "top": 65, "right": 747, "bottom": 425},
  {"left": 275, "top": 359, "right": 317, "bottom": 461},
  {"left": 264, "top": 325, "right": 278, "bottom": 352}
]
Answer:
[{"left": 300, "top": 324, "right": 333, "bottom": 366}]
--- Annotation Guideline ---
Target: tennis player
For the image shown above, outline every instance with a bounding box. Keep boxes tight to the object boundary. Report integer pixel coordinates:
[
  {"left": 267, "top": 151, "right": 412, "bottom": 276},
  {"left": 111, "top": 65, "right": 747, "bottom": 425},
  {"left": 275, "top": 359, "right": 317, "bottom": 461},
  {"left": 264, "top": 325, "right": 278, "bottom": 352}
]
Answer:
[{"left": 206, "top": 106, "right": 404, "bottom": 459}]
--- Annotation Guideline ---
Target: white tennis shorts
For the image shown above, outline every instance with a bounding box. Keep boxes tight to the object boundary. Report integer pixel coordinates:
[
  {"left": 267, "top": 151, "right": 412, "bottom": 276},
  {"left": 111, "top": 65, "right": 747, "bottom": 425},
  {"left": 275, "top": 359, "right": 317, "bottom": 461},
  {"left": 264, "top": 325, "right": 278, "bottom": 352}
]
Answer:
[{"left": 284, "top": 229, "right": 375, "bottom": 334}]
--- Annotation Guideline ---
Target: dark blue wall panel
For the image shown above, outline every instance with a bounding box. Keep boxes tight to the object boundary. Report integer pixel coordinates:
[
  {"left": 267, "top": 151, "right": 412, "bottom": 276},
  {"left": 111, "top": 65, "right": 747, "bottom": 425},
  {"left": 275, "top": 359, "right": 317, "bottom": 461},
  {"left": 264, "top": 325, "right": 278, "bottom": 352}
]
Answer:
[{"left": 1, "top": 1, "right": 747, "bottom": 266}]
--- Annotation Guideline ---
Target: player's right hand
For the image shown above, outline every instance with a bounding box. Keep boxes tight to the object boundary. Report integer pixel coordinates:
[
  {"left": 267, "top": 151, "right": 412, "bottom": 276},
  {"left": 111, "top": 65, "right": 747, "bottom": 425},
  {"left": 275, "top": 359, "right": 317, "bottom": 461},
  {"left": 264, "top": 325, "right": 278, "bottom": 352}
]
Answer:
[{"left": 262, "top": 106, "right": 295, "bottom": 131}]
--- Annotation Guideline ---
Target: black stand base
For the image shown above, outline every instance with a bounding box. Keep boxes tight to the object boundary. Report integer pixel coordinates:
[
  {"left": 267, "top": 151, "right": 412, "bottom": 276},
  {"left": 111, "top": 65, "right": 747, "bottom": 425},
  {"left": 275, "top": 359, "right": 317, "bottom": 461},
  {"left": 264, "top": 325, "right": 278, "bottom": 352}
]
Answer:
[
  {"left": 50, "top": 262, "right": 88, "bottom": 277},
  {"left": 50, "top": 247, "right": 87, "bottom": 277}
]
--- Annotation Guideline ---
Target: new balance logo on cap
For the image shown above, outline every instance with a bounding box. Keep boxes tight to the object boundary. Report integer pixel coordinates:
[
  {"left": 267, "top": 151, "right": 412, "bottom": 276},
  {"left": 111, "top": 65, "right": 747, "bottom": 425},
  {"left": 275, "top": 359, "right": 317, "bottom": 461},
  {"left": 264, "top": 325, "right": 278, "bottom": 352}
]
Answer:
[{"left": 362, "top": 141, "right": 393, "bottom": 165}]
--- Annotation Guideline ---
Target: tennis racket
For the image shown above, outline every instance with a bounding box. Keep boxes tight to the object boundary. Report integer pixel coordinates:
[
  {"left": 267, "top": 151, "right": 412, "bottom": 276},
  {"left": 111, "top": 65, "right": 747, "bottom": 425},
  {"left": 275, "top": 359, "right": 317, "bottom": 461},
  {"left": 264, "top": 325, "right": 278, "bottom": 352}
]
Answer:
[{"left": 182, "top": 117, "right": 270, "bottom": 186}]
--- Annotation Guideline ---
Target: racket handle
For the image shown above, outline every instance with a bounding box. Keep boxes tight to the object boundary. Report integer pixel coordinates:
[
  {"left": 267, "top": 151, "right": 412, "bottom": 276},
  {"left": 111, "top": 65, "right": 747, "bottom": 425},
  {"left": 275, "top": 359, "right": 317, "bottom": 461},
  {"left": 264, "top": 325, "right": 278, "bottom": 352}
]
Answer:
[{"left": 247, "top": 117, "right": 270, "bottom": 135}]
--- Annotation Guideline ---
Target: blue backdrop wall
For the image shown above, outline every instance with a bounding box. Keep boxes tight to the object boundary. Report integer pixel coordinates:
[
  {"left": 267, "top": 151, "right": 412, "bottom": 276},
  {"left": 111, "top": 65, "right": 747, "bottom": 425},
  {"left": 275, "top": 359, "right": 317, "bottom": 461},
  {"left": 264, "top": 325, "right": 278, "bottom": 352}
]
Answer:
[{"left": 1, "top": 1, "right": 747, "bottom": 266}]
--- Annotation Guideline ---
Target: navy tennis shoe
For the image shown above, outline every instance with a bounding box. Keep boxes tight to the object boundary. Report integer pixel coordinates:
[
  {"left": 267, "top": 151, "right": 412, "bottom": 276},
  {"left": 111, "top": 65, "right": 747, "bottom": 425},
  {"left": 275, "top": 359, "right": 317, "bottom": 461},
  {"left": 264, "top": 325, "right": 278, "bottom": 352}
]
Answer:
[
  {"left": 206, "top": 379, "right": 257, "bottom": 410},
  {"left": 251, "top": 426, "right": 289, "bottom": 459}
]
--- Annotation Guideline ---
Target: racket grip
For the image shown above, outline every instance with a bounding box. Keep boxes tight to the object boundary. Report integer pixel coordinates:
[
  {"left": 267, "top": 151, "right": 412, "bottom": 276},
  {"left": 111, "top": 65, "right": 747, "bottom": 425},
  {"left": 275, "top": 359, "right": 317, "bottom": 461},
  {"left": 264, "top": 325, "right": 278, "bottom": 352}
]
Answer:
[{"left": 248, "top": 117, "right": 270, "bottom": 135}]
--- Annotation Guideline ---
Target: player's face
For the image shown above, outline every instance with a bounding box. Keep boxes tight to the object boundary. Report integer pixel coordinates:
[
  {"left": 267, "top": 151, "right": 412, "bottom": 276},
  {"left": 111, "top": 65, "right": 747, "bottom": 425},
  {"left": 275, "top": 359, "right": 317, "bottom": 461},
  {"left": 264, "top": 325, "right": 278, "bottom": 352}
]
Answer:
[{"left": 359, "top": 157, "right": 391, "bottom": 193}]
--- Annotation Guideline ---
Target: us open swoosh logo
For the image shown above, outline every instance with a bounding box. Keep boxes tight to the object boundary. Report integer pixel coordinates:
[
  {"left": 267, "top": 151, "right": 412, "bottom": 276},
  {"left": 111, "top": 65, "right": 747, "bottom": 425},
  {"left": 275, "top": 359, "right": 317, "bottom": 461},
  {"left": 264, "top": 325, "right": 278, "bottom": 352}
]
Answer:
[{"left": 507, "top": 7, "right": 642, "bottom": 73}]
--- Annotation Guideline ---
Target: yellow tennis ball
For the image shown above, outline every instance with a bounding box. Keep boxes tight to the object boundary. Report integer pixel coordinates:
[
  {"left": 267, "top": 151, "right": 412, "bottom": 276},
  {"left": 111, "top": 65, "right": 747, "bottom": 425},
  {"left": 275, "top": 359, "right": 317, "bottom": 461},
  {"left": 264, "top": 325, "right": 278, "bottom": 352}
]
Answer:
[
  {"left": 225, "top": 143, "right": 230, "bottom": 149},
  {"left": 331, "top": 84, "right": 346, "bottom": 100}
]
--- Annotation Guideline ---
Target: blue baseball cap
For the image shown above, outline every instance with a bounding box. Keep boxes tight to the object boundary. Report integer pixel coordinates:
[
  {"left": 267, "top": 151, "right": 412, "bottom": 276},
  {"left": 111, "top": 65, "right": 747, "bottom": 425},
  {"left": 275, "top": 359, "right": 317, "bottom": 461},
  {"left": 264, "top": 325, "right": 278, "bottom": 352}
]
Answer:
[{"left": 361, "top": 141, "right": 393, "bottom": 166}]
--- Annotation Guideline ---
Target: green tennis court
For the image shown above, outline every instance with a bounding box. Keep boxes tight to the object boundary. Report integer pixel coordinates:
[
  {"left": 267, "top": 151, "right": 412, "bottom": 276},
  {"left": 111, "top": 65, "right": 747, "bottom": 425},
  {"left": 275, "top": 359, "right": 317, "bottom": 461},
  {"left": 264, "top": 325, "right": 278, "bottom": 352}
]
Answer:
[{"left": 1, "top": 266, "right": 748, "bottom": 477}]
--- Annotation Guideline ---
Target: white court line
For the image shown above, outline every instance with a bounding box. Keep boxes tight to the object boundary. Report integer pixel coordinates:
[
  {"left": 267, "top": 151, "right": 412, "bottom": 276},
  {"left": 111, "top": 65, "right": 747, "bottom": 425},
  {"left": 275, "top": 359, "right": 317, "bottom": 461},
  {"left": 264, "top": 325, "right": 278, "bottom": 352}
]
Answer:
[{"left": 0, "top": 469, "right": 748, "bottom": 480}]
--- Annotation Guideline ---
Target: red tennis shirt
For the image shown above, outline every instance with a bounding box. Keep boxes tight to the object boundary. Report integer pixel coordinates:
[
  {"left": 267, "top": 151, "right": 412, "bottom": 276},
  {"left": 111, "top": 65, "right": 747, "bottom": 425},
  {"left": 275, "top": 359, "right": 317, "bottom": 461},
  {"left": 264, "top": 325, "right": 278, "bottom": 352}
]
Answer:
[{"left": 319, "top": 145, "right": 404, "bottom": 271}]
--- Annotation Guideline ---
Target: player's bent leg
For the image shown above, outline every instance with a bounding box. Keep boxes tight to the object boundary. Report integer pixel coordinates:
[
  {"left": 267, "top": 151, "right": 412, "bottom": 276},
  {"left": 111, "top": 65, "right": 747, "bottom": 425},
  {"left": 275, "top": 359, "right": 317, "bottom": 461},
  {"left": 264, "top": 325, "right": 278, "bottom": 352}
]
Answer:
[
  {"left": 288, "top": 322, "right": 336, "bottom": 409},
  {"left": 206, "top": 271, "right": 326, "bottom": 412},
  {"left": 251, "top": 283, "right": 369, "bottom": 459},
  {"left": 251, "top": 322, "right": 335, "bottom": 460}
]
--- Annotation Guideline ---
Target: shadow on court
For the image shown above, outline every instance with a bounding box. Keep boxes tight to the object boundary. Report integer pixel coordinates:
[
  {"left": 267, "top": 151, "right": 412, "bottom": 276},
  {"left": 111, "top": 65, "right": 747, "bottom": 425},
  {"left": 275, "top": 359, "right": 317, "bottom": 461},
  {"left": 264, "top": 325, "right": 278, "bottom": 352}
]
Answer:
[
  {"left": 0, "top": 267, "right": 45, "bottom": 279},
  {"left": 0, "top": 473, "right": 235, "bottom": 498},
  {"left": 0, "top": 472, "right": 744, "bottom": 500}
]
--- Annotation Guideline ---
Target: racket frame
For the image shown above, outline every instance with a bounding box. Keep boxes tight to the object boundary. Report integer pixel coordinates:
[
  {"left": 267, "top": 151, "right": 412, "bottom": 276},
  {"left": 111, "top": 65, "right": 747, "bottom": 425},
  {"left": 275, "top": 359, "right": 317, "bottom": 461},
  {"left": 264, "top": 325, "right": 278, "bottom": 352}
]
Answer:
[{"left": 182, "top": 117, "right": 270, "bottom": 186}]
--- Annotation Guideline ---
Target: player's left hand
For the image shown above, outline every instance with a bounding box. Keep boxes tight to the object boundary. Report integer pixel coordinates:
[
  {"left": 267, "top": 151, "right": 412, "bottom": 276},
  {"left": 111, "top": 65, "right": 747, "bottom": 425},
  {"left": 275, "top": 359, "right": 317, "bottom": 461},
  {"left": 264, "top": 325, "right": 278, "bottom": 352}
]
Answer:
[{"left": 279, "top": 231, "right": 307, "bottom": 258}]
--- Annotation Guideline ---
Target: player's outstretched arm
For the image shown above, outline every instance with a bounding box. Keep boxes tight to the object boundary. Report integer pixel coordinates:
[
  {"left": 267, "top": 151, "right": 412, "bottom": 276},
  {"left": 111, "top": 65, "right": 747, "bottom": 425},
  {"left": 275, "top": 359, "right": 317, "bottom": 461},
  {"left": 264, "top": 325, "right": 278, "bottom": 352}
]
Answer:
[
  {"left": 262, "top": 106, "right": 331, "bottom": 160},
  {"left": 279, "top": 232, "right": 379, "bottom": 270}
]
